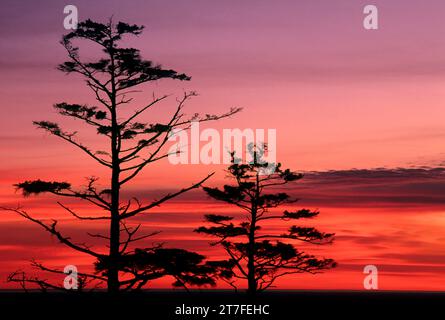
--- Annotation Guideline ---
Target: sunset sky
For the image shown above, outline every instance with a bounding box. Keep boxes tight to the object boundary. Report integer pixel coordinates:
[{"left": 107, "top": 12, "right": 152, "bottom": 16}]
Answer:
[{"left": 1, "top": 0, "right": 445, "bottom": 290}]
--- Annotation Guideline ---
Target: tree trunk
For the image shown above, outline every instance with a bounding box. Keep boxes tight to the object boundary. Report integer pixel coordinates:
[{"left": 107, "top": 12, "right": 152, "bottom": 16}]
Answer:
[
  {"left": 108, "top": 50, "right": 120, "bottom": 293},
  {"left": 108, "top": 129, "right": 120, "bottom": 291},
  {"left": 247, "top": 170, "right": 260, "bottom": 295},
  {"left": 247, "top": 224, "right": 256, "bottom": 295},
  {"left": 108, "top": 164, "right": 120, "bottom": 293}
]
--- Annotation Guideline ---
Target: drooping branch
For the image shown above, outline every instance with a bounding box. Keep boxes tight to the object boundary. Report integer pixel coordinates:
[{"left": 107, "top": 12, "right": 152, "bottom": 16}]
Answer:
[
  {"left": 57, "top": 202, "right": 110, "bottom": 221},
  {"left": 8, "top": 270, "right": 68, "bottom": 292},
  {"left": 1, "top": 207, "right": 103, "bottom": 259},
  {"left": 33, "top": 121, "right": 113, "bottom": 167}
]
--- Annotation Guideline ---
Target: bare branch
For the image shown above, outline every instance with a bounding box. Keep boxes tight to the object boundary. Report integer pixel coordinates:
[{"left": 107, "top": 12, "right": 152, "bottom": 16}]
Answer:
[
  {"left": 1, "top": 207, "right": 103, "bottom": 258},
  {"left": 57, "top": 202, "right": 110, "bottom": 220},
  {"left": 121, "top": 173, "right": 214, "bottom": 219}
]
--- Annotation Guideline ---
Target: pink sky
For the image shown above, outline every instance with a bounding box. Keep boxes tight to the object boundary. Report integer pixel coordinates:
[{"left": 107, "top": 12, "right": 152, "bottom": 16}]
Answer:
[{"left": 0, "top": 0, "right": 445, "bottom": 290}]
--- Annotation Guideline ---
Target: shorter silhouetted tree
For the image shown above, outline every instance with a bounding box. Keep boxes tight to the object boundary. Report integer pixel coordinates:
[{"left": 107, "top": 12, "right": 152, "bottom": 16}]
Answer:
[{"left": 196, "top": 145, "right": 336, "bottom": 295}]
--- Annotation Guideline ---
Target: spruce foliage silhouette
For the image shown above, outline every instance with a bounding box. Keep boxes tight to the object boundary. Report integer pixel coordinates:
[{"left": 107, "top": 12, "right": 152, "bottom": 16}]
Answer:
[
  {"left": 196, "top": 145, "right": 336, "bottom": 294},
  {"left": 4, "top": 19, "right": 239, "bottom": 292}
]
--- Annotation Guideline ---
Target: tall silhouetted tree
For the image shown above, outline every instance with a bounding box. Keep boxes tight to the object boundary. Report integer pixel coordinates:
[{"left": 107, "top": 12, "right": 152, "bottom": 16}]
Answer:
[
  {"left": 196, "top": 145, "right": 336, "bottom": 295},
  {"left": 3, "top": 19, "right": 239, "bottom": 293}
]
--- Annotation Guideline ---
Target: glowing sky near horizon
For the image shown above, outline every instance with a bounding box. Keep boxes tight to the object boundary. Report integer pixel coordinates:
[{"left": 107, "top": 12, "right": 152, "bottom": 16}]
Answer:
[{"left": 1, "top": 0, "right": 445, "bottom": 290}]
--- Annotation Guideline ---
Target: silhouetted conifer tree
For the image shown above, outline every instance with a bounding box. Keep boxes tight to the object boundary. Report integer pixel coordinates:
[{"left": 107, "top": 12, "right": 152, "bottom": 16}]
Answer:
[
  {"left": 3, "top": 19, "right": 239, "bottom": 292},
  {"left": 196, "top": 144, "right": 336, "bottom": 295}
]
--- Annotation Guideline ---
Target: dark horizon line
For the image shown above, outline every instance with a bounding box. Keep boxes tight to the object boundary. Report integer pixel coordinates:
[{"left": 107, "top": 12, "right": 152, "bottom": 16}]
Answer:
[{"left": 0, "top": 288, "right": 444, "bottom": 294}]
